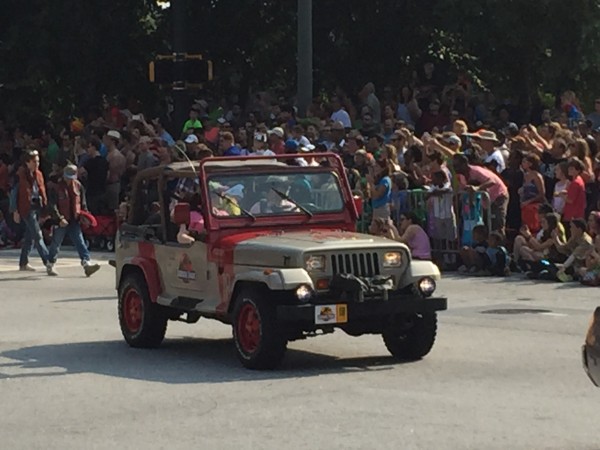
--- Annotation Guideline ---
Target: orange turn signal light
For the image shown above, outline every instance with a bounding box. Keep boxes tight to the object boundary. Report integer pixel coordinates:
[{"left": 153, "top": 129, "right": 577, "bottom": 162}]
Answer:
[{"left": 316, "top": 279, "right": 329, "bottom": 290}]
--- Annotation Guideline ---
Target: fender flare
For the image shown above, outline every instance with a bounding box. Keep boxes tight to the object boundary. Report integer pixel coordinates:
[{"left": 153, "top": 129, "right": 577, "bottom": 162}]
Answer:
[
  {"left": 398, "top": 260, "right": 441, "bottom": 289},
  {"left": 121, "top": 256, "right": 163, "bottom": 302}
]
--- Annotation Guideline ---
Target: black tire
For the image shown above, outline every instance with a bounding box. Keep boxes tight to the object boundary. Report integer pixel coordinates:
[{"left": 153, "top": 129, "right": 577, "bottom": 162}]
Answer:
[
  {"left": 232, "top": 289, "right": 287, "bottom": 370},
  {"left": 118, "top": 272, "right": 168, "bottom": 348},
  {"left": 105, "top": 238, "right": 115, "bottom": 252},
  {"left": 382, "top": 313, "right": 437, "bottom": 361}
]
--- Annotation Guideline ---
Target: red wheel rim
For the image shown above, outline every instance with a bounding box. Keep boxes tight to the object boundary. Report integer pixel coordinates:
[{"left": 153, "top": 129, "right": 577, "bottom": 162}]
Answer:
[
  {"left": 123, "top": 289, "right": 143, "bottom": 333},
  {"left": 237, "top": 303, "right": 261, "bottom": 354}
]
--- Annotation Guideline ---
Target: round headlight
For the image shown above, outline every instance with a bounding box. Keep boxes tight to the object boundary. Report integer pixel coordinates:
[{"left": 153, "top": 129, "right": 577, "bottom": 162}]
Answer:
[
  {"left": 305, "top": 255, "right": 326, "bottom": 272},
  {"left": 296, "top": 284, "right": 313, "bottom": 302},
  {"left": 417, "top": 277, "right": 436, "bottom": 297},
  {"left": 383, "top": 251, "right": 402, "bottom": 267}
]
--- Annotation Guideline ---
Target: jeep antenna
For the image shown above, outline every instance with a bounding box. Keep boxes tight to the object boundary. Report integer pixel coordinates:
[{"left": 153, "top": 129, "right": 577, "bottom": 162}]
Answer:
[{"left": 173, "top": 141, "right": 201, "bottom": 183}]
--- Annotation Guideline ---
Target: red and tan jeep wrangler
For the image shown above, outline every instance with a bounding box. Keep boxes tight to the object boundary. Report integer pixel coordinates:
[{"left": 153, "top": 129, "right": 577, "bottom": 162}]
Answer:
[{"left": 114, "top": 154, "right": 447, "bottom": 369}]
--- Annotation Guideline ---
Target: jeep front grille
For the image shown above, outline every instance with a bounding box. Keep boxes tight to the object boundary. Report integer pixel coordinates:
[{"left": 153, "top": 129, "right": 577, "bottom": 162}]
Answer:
[{"left": 330, "top": 253, "right": 380, "bottom": 277}]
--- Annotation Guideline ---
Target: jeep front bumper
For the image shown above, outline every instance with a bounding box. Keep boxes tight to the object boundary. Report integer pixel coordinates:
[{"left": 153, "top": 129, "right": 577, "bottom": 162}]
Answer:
[{"left": 277, "top": 296, "right": 447, "bottom": 324}]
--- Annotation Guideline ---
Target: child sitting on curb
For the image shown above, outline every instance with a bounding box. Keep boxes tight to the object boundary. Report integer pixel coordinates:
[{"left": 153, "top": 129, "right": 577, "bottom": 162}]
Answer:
[
  {"left": 485, "top": 232, "right": 511, "bottom": 277},
  {"left": 458, "top": 225, "right": 488, "bottom": 274}
]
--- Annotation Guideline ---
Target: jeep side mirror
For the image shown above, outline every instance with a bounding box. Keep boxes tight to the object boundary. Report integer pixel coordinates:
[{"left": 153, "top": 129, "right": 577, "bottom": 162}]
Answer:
[
  {"left": 172, "top": 203, "right": 191, "bottom": 226},
  {"left": 353, "top": 195, "right": 363, "bottom": 217}
]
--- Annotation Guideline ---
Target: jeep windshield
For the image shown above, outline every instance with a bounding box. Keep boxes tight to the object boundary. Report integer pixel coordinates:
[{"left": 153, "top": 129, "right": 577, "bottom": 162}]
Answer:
[{"left": 207, "top": 170, "right": 345, "bottom": 218}]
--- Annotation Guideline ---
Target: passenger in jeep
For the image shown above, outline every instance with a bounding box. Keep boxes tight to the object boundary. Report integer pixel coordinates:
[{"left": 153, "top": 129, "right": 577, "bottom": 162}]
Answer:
[{"left": 249, "top": 179, "right": 297, "bottom": 215}]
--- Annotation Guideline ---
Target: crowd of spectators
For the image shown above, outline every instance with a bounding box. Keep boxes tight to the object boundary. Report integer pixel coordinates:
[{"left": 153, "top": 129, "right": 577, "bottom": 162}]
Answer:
[{"left": 2, "top": 62, "right": 600, "bottom": 285}]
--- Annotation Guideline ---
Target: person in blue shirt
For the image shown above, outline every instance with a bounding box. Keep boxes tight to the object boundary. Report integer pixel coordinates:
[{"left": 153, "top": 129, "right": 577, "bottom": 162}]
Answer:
[
  {"left": 219, "top": 131, "right": 241, "bottom": 156},
  {"left": 152, "top": 118, "right": 175, "bottom": 147},
  {"left": 366, "top": 159, "right": 393, "bottom": 228}
]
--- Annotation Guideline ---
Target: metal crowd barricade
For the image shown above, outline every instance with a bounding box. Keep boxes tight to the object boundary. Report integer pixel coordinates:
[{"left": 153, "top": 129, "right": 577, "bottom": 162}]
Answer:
[
  {"left": 354, "top": 188, "right": 494, "bottom": 268},
  {"left": 390, "top": 189, "right": 428, "bottom": 225},
  {"left": 429, "top": 190, "right": 492, "bottom": 268},
  {"left": 388, "top": 189, "right": 492, "bottom": 268}
]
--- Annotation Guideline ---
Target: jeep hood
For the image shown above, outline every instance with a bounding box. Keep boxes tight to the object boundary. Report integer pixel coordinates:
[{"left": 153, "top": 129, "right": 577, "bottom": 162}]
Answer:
[{"left": 224, "top": 230, "right": 406, "bottom": 267}]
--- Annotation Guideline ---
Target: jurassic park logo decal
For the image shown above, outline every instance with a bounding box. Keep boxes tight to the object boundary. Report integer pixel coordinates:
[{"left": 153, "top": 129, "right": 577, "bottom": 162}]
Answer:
[
  {"left": 314, "top": 304, "right": 348, "bottom": 325},
  {"left": 177, "top": 253, "right": 196, "bottom": 283}
]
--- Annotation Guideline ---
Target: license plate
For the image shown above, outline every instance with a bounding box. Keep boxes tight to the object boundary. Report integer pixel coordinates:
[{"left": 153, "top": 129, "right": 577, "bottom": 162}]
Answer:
[{"left": 315, "top": 304, "right": 347, "bottom": 324}]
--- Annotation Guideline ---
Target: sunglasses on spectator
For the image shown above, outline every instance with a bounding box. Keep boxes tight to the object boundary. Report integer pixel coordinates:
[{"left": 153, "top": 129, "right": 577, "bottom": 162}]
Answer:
[{"left": 26, "top": 150, "right": 39, "bottom": 156}]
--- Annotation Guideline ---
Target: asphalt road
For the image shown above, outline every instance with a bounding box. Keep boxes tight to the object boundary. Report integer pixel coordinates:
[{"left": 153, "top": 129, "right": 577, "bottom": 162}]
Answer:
[{"left": 0, "top": 249, "right": 598, "bottom": 450}]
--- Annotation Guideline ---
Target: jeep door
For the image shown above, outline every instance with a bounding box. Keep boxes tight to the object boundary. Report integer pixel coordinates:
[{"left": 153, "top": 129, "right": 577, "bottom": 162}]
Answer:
[{"left": 161, "top": 174, "right": 219, "bottom": 311}]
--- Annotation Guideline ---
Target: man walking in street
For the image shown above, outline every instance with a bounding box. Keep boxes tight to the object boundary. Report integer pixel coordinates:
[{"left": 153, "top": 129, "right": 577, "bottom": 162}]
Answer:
[
  {"left": 47, "top": 164, "right": 100, "bottom": 277},
  {"left": 11, "top": 149, "right": 53, "bottom": 273}
]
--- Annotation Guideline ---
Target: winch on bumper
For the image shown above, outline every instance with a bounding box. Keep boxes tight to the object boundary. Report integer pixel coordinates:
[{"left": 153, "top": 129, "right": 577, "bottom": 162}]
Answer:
[{"left": 276, "top": 273, "right": 447, "bottom": 326}]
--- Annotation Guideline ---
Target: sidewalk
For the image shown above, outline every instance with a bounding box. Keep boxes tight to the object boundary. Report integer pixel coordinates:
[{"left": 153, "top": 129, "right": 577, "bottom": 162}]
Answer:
[{"left": 0, "top": 247, "right": 112, "bottom": 273}]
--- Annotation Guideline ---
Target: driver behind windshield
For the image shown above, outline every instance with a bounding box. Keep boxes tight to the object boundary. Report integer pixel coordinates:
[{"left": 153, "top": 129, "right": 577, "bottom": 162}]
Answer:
[
  {"left": 249, "top": 178, "right": 297, "bottom": 215},
  {"left": 288, "top": 174, "right": 312, "bottom": 205}
]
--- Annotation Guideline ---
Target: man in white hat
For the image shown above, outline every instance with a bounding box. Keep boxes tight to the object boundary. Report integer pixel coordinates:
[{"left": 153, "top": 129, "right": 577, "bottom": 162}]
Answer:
[
  {"left": 468, "top": 129, "right": 505, "bottom": 173},
  {"left": 47, "top": 164, "right": 101, "bottom": 277},
  {"left": 251, "top": 132, "right": 275, "bottom": 156},
  {"left": 267, "top": 127, "right": 286, "bottom": 154}
]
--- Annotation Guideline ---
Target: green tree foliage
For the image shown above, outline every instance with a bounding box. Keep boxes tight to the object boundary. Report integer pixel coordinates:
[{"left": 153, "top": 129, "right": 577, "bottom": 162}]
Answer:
[
  {"left": 0, "top": 0, "right": 167, "bottom": 124},
  {"left": 431, "top": 0, "right": 600, "bottom": 106},
  {"left": 2, "top": 0, "right": 600, "bottom": 124}
]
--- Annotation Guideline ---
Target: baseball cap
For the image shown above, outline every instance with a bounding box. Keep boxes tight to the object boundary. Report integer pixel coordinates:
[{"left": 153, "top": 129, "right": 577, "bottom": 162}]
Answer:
[
  {"left": 185, "top": 134, "right": 199, "bottom": 144},
  {"left": 284, "top": 139, "right": 299, "bottom": 150},
  {"left": 107, "top": 130, "right": 121, "bottom": 140},
  {"left": 254, "top": 132, "right": 267, "bottom": 143},
  {"left": 299, "top": 143, "right": 315, "bottom": 153},
  {"left": 268, "top": 127, "right": 285, "bottom": 139},
  {"left": 63, "top": 164, "right": 78, "bottom": 180},
  {"left": 331, "top": 121, "right": 345, "bottom": 131},
  {"left": 355, "top": 149, "right": 368, "bottom": 157},
  {"left": 443, "top": 134, "right": 462, "bottom": 146}
]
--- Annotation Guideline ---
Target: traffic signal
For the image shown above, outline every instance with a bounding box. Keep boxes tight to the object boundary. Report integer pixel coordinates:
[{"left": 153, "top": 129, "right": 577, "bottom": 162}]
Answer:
[{"left": 149, "top": 54, "right": 213, "bottom": 87}]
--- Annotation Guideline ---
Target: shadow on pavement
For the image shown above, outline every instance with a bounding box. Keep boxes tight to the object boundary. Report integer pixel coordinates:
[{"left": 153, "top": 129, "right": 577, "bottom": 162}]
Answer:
[
  {"left": 53, "top": 296, "right": 115, "bottom": 303},
  {"left": 0, "top": 275, "right": 44, "bottom": 282},
  {"left": 0, "top": 338, "right": 400, "bottom": 384}
]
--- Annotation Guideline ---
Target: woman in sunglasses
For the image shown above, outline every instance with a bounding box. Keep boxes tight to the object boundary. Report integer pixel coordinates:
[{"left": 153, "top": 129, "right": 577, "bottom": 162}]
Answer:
[{"left": 397, "top": 212, "right": 432, "bottom": 261}]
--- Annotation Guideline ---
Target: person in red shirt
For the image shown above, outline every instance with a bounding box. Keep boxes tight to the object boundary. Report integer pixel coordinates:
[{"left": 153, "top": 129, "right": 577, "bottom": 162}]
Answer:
[{"left": 562, "top": 157, "right": 586, "bottom": 223}]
